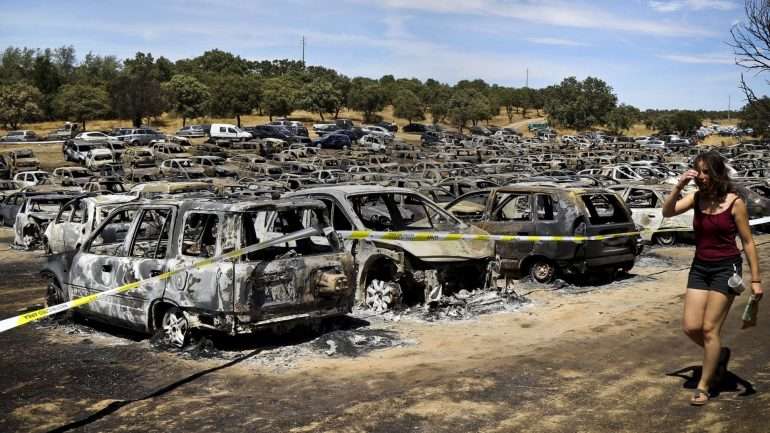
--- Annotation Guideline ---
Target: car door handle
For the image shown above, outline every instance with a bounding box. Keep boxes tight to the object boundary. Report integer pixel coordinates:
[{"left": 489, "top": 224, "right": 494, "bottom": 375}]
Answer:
[
  {"left": 101, "top": 264, "right": 112, "bottom": 272},
  {"left": 150, "top": 270, "right": 162, "bottom": 277}
]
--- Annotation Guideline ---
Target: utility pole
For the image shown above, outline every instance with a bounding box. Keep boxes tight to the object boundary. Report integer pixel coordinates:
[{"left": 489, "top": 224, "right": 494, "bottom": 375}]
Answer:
[
  {"left": 301, "top": 36, "right": 305, "bottom": 66},
  {"left": 728, "top": 95, "right": 731, "bottom": 120},
  {"left": 526, "top": 68, "right": 529, "bottom": 88}
]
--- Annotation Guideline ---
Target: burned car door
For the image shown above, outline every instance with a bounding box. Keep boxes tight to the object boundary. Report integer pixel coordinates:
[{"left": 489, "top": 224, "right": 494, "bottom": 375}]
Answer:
[
  {"left": 478, "top": 191, "right": 535, "bottom": 261},
  {"left": 232, "top": 205, "right": 346, "bottom": 324},
  {"left": 577, "top": 193, "right": 637, "bottom": 267},
  {"left": 70, "top": 207, "right": 139, "bottom": 319},
  {"left": 165, "top": 211, "right": 235, "bottom": 315},
  {"left": 70, "top": 206, "right": 172, "bottom": 329}
]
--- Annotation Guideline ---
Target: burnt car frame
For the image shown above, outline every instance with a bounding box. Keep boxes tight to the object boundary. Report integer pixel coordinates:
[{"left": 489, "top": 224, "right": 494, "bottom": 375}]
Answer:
[
  {"left": 285, "top": 185, "right": 494, "bottom": 310},
  {"left": 445, "top": 185, "right": 640, "bottom": 283},
  {"left": 42, "top": 198, "right": 354, "bottom": 346}
]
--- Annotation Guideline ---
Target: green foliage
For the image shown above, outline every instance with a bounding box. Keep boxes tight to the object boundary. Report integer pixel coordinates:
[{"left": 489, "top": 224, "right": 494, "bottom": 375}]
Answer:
[
  {"left": 0, "top": 83, "right": 43, "bottom": 129},
  {"left": 605, "top": 104, "right": 640, "bottom": 134},
  {"left": 544, "top": 76, "right": 617, "bottom": 130},
  {"left": 207, "top": 74, "right": 261, "bottom": 126},
  {"left": 261, "top": 76, "right": 299, "bottom": 120},
  {"left": 301, "top": 78, "right": 343, "bottom": 121},
  {"left": 163, "top": 74, "right": 210, "bottom": 126},
  {"left": 647, "top": 111, "right": 703, "bottom": 135},
  {"left": 0, "top": 47, "right": 36, "bottom": 84},
  {"left": 108, "top": 52, "right": 166, "bottom": 127},
  {"left": 52, "top": 83, "right": 110, "bottom": 129},
  {"left": 348, "top": 79, "right": 387, "bottom": 123},
  {"left": 740, "top": 98, "right": 770, "bottom": 136},
  {"left": 447, "top": 89, "right": 491, "bottom": 131},
  {"left": 393, "top": 89, "right": 424, "bottom": 123}
]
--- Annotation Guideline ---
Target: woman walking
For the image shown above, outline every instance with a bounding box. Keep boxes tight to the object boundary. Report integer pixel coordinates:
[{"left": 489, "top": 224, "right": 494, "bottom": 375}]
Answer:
[{"left": 662, "top": 151, "right": 763, "bottom": 405}]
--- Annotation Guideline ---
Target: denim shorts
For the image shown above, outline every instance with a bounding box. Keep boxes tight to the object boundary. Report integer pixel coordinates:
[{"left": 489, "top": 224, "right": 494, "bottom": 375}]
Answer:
[{"left": 687, "top": 256, "right": 743, "bottom": 296}]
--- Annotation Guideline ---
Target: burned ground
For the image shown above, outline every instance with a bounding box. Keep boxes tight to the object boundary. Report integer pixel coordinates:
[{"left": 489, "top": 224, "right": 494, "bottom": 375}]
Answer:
[{"left": 2, "top": 227, "right": 769, "bottom": 433}]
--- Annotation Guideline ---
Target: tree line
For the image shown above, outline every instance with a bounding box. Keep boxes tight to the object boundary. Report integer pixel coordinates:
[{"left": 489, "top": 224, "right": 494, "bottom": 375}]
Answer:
[{"left": 0, "top": 45, "right": 736, "bottom": 135}]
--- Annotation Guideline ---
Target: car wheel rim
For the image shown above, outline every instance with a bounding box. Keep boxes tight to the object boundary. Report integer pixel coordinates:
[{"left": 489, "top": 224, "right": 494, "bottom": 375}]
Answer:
[
  {"left": 533, "top": 263, "right": 553, "bottom": 281},
  {"left": 163, "top": 310, "right": 188, "bottom": 347}
]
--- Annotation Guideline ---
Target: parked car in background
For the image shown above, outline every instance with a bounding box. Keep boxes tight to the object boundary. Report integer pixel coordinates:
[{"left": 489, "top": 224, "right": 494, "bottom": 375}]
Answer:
[
  {"left": 51, "top": 167, "right": 92, "bottom": 187},
  {"left": 3, "top": 148, "right": 41, "bottom": 175},
  {"left": 151, "top": 142, "right": 191, "bottom": 161},
  {"left": 209, "top": 124, "right": 252, "bottom": 141},
  {"left": 122, "top": 147, "right": 156, "bottom": 169},
  {"left": 1, "top": 130, "right": 39, "bottom": 142},
  {"left": 47, "top": 122, "right": 81, "bottom": 140},
  {"left": 13, "top": 170, "right": 50, "bottom": 189},
  {"left": 361, "top": 125, "right": 394, "bottom": 139},
  {"left": 175, "top": 125, "right": 206, "bottom": 138},
  {"left": 86, "top": 148, "right": 115, "bottom": 170},
  {"left": 402, "top": 123, "right": 428, "bottom": 134},
  {"left": 313, "top": 133, "right": 351, "bottom": 149},
  {"left": 72, "top": 131, "right": 115, "bottom": 142},
  {"left": 112, "top": 128, "right": 166, "bottom": 146},
  {"left": 64, "top": 141, "right": 101, "bottom": 163}
]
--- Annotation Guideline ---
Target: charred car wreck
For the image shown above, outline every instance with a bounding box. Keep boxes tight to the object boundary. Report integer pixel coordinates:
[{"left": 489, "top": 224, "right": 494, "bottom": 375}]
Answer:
[
  {"left": 286, "top": 185, "right": 495, "bottom": 311},
  {"left": 42, "top": 198, "right": 354, "bottom": 346}
]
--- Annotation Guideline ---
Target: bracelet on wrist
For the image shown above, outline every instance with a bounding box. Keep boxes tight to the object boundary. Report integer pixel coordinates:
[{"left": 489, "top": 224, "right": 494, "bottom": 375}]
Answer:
[{"left": 752, "top": 280, "right": 762, "bottom": 284}]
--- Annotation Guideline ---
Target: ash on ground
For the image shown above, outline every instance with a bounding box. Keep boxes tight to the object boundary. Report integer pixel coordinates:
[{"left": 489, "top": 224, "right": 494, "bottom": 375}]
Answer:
[
  {"left": 635, "top": 251, "right": 675, "bottom": 268},
  {"left": 238, "top": 328, "right": 413, "bottom": 372},
  {"left": 145, "top": 318, "right": 413, "bottom": 371},
  {"left": 361, "top": 286, "right": 528, "bottom": 323}
]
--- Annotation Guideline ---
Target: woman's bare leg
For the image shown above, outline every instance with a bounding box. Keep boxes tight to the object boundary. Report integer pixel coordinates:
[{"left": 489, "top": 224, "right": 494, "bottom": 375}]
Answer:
[
  {"left": 683, "top": 289, "right": 709, "bottom": 347},
  {"left": 697, "top": 291, "right": 734, "bottom": 391}
]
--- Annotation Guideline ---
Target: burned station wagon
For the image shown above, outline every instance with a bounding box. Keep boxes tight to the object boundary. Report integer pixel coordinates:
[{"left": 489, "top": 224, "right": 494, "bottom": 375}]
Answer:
[
  {"left": 42, "top": 198, "right": 353, "bottom": 346},
  {"left": 445, "top": 185, "right": 641, "bottom": 283}
]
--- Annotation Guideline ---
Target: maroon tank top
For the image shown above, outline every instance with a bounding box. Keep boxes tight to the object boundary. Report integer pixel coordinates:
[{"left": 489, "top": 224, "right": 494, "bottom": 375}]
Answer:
[{"left": 693, "top": 193, "right": 740, "bottom": 262}]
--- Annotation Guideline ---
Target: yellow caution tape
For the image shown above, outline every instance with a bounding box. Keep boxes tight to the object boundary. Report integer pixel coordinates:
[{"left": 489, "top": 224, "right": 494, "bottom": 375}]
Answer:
[{"left": 338, "top": 230, "right": 641, "bottom": 243}]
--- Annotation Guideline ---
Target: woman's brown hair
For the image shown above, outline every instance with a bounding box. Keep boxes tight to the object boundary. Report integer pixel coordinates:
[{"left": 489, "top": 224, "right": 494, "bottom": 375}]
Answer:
[{"left": 693, "top": 151, "right": 733, "bottom": 201}]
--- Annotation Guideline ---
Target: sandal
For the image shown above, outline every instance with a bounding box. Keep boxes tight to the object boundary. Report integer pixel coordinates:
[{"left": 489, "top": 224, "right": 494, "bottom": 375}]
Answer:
[{"left": 691, "top": 388, "right": 709, "bottom": 406}]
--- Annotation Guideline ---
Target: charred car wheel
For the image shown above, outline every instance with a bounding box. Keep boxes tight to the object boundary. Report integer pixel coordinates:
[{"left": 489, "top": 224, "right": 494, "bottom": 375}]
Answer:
[
  {"left": 366, "top": 279, "right": 402, "bottom": 312},
  {"left": 653, "top": 233, "right": 676, "bottom": 246},
  {"left": 529, "top": 259, "right": 557, "bottom": 284},
  {"left": 162, "top": 307, "right": 189, "bottom": 348},
  {"left": 44, "top": 276, "right": 68, "bottom": 307}
]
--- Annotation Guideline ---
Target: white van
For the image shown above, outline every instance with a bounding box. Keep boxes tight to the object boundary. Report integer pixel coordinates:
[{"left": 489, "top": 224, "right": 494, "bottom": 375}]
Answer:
[{"left": 210, "top": 124, "right": 252, "bottom": 141}]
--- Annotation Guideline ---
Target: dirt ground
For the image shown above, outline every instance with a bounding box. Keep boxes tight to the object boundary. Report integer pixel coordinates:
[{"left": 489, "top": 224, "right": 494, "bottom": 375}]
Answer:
[{"left": 0, "top": 226, "right": 768, "bottom": 433}]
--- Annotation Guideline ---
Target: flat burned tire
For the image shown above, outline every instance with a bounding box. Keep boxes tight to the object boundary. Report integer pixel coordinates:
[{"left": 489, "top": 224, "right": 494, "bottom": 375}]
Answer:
[
  {"left": 161, "top": 307, "right": 189, "bottom": 348},
  {"left": 529, "top": 259, "right": 557, "bottom": 284}
]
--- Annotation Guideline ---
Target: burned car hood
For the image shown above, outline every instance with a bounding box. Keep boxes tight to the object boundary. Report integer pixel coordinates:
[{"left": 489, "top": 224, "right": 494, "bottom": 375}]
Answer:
[{"left": 371, "top": 224, "right": 493, "bottom": 262}]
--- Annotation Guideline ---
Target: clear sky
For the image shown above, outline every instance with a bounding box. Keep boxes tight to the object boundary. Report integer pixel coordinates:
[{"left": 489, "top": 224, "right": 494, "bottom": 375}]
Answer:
[{"left": 1, "top": 0, "right": 766, "bottom": 110}]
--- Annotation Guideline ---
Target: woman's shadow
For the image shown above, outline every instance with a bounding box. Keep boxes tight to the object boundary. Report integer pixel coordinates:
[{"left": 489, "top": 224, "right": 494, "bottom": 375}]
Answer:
[{"left": 666, "top": 366, "right": 757, "bottom": 397}]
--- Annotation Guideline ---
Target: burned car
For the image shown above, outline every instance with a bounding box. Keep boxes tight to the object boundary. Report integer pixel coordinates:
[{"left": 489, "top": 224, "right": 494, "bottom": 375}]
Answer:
[
  {"left": 609, "top": 184, "right": 693, "bottom": 245},
  {"left": 43, "top": 194, "right": 138, "bottom": 254},
  {"left": 445, "top": 185, "right": 640, "bottom": 283},
  {"left": 3, "top": 148, "right": 40, "bottom": 175},
  {"left": 13, "top": 194, "right": 76, "bottom": 249},
  {"left": 42, "top": 198, "right": 354, "bottom": 347},
  {"left": 285, "top": 185, "right": 494, "bottom": 311}
]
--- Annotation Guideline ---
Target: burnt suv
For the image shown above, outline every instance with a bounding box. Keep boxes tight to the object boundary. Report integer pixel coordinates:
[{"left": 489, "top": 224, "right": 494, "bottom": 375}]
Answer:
[
  {"left": 445, "top": 185, "right": 641, "bottom": 283},
  {"left": 42, "top": 198, "right": 353, "bottom": 346}
]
